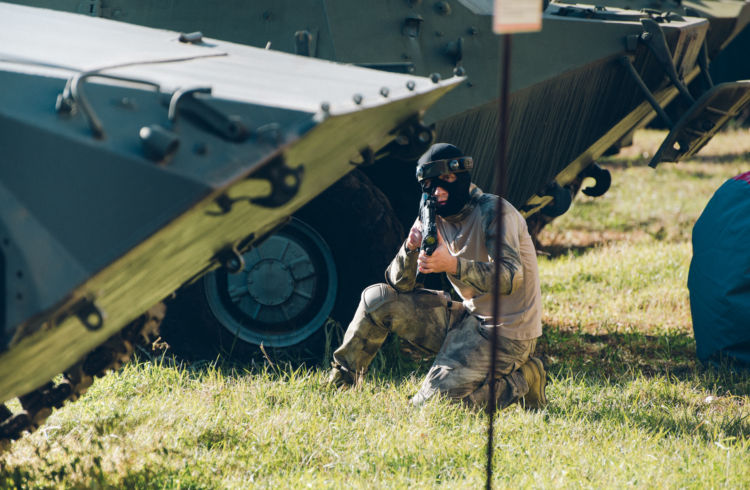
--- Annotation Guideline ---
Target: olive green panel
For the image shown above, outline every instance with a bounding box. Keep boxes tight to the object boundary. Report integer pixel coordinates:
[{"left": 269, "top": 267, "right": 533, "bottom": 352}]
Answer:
[
  {"left": 322, "top": 1, "right": 675, "bottom": 125},
  {"left": 103, "top": 0, "right": 334, "bottom": 57},
  {"left": 5, "top": 0, "right": 336, "bottom": 58}
]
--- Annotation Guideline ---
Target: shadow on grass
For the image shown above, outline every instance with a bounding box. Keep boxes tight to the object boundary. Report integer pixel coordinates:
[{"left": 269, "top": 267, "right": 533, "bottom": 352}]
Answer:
[
  {"left": 141, "top": 314, "right": 348, "bottom": 380},
  {"left": 539, "top": 325, "right": 750, "bottom": 393},
  {"left": 537, "top": 326, "right": 699, "bottom": 379},
  {"left": 537, "top": 243, "right": 601, "bottom": 259},
  {"left": 538, "top": 325, "right": 750, "bottom": 441},
  {"left": 537, "top": 219, "right": 692, "bottom": 257},
  {"left": 133, "top": 351, "right": 323, "bottom": 385},
  {"left": 535, "top": 230, "right": 632, "bottom": 258}
]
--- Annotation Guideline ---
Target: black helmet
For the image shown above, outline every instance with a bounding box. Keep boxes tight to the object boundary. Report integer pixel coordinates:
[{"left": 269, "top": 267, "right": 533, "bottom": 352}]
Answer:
[
  {"left": 416, "top": 143, "right": 474, "bottom": 217},
  {"left": 416, "top": 143, "right": 473, "bottom": 183}
]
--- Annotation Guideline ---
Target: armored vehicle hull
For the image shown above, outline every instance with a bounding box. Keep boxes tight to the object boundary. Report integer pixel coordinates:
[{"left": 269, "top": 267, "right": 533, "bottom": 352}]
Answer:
[{"left": 0, "top": 3, "right": 458, "bottom": 442}]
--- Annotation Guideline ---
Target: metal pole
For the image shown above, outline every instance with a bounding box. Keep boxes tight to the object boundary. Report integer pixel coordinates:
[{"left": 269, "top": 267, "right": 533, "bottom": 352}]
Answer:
[{"left": 486, "top": 33, "right": 512, "bottom": 490}]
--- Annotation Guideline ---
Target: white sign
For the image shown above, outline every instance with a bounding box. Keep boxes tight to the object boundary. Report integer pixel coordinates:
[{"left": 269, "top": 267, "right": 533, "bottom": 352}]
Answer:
[{"left": 493, "top": 0, "right": 543, "bottom": 34}]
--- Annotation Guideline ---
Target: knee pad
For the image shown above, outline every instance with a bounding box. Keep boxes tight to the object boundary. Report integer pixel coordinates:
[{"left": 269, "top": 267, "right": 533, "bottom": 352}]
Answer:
[{"left": 361, "top": 283, "right": 398, "bottom": 315}]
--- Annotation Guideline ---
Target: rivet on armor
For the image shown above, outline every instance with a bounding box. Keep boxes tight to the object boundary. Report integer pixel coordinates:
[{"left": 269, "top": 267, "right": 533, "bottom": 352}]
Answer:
[{"left": 435, "top": 1, "right": 451, "bottom": 15}]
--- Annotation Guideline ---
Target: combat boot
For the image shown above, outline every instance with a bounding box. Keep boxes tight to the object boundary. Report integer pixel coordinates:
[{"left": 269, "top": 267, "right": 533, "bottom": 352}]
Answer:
[
  {"left": 326, "top": 364, "right": 354, "bottom": 388},
  {"left": 519, "top": 357, "right": 547, "bottom": 409}
]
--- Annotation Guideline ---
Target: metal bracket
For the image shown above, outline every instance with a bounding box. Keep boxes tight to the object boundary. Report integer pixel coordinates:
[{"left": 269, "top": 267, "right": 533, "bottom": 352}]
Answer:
[
  {"left": 697, "top": 39, "right": 714, "bottom": 89},
  {"left": 77, "top": 0, "right": 102, "bottom": 17},
  {"left": 349, "top": 147, "right": 375, "bottom": 167},
  {"left": 642, "top": 9, "right": 685, "bottom": 23},
  {"left": 619, "top": 56, "right": 674, "bottom": 128},
  {"left": 639, "top": 18, "right": 695, "bottom": 105},
  {"left": 403, "top": 15, "right": 423, "bottom": 39},
  {"left": 56, "top": 72, "right": 161, "bottom": 139},
  {"left": 179, "top": 31, "right": 204, "bottom": 44},
  {"left": 209, "top": 156, "right": 304, "bottom": 214},
  {"left": 215, "top": 245, "right": 245, "bottom": 274},
  {"left": 168, "top": 87, "right": 249, "bottom": 142},
  {"left": 378, "top": 118, "right": 435, "bottom": 161},
  {"left": 64, "top": 297, "right": 104, "bottom": 331},
  {"left": 256, "top": 123, "right": 284, "bottom": 146},
  {"left": 250, "top": 158, "right": 304, "bottom": 208},
  {"left": 295, "top": 30, "right": 313, "bottom": 56},
  {"left": 551, "top": 5, "right": 640, "bottom": 21}
]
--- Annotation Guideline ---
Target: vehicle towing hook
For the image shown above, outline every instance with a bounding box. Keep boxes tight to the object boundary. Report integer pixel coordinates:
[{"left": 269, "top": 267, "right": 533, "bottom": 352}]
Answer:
[
  {"left": 540, "top": 181, "right": 573, "bottom": 218},
  {"left": 581, "top": 164, "right": 611, "bottom": 197}
]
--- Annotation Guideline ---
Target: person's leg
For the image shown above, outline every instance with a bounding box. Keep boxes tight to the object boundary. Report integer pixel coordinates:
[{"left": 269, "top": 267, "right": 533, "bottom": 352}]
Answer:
[
  {"left": 462, "top": 337, "right": 539, "bottom": 409},
  {"left": 411, "top": 315, "right": 537, "bottom": 409},
  {"left": 329, "top": 283, "right": 452, "bottom": 385}
]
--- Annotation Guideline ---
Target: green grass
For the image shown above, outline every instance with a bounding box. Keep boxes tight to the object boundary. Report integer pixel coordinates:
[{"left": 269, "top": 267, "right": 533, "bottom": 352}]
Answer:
[
  {"left": 2, "top": 129, "right": 750, "bottom": 488},
  {"left": 540, "top": 240, "right": 692, "bottom": 332}
]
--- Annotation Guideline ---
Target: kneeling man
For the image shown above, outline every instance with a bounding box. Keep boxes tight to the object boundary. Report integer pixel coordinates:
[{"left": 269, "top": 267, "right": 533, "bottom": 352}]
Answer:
[{"left": 328, "top": 143, "right": 546, "bottom": 409}]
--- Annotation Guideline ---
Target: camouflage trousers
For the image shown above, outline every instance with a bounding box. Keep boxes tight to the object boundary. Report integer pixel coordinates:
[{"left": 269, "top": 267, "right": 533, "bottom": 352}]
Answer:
[{"left": 332, "top": 283, "right": 536, "bottom": 409}]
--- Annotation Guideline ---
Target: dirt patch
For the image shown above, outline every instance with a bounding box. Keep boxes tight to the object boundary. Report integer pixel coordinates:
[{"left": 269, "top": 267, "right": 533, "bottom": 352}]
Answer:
[{"left": 536, "top": 229, "right": 650, "bottom": 257}]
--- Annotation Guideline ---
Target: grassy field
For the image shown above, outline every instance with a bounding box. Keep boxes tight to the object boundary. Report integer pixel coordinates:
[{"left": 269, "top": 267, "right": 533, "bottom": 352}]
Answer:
[{"left": 2, "top": 129, "right": 749, "bottom": 488}]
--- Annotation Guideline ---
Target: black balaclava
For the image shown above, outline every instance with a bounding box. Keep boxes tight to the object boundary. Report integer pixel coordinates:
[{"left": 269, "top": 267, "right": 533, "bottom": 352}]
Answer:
[{"left": 416, "top": 143, "right": 473, "bottom": 217}]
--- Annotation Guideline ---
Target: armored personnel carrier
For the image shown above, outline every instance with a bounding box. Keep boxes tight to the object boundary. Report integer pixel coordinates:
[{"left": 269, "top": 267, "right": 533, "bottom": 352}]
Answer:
[
  {"left": 8, "top": 0, "right": 749, "bottom": 357},
  {"left": 0, "top": 2, "right": 460, "bottom": 443}
]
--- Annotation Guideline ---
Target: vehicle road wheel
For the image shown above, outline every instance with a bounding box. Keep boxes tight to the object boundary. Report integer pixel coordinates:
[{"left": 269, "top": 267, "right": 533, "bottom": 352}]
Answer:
[{"left": 160, "top": 170, "right": 404, "bottom": 362}]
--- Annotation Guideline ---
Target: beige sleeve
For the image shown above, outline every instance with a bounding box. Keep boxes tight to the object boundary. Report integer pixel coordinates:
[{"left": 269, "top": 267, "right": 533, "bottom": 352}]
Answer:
[{"left": 449, "top": 208, "right": 523, "bottom": 296}]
